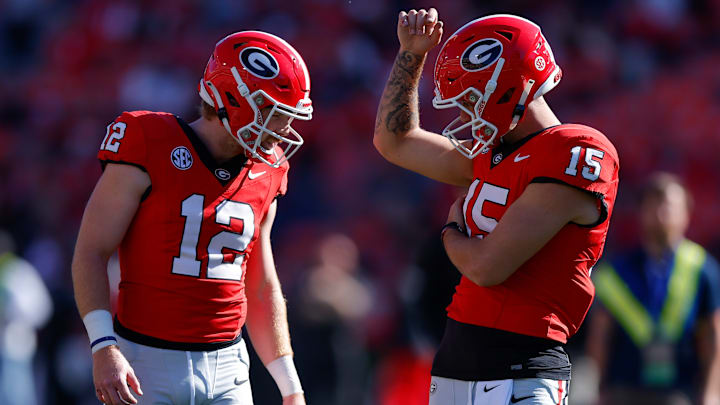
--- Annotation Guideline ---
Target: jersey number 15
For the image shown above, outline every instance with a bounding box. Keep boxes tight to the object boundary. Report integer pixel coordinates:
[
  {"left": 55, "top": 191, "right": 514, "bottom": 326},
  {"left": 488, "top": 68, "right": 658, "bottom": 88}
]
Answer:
[{"left": 564, "top": 146, "right": 604, "bottom": 181}]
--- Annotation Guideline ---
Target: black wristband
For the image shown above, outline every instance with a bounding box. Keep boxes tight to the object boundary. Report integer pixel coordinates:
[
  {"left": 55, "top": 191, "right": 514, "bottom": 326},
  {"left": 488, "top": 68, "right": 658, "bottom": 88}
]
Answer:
[{"left": 441, "top": 221, "right": 464, "bottom": 242}]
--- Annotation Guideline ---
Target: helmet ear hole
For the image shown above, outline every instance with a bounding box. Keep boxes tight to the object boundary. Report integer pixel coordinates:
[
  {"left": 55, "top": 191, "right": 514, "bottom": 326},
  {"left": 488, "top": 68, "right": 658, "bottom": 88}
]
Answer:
[
  {"left": 226, "top": 92, "right": 241, "bottom": 107},
  {"left": 497, "top": 88, "right": 515, "bottom": 104}
]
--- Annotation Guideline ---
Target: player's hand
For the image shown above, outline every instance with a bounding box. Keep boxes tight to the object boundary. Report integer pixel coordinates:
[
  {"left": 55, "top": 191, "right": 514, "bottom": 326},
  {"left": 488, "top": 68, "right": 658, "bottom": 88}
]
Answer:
[
  {"left": 282, "top": 392, "right": 306, "bottom": 405},
  {"left": 446, "top": 194, "right": 466, "bottom": 226},
  {"left": 397, "top": 8, "right": 444, "bottom": 56},
  {"left": 92, "top": 345, "right": 143, "bottom": 405}
]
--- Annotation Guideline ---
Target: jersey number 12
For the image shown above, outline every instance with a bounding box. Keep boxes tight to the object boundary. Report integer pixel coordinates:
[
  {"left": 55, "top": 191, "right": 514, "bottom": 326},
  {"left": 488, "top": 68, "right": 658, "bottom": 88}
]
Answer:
[{"left": 171, "top": 194, "right": 255, "bottom": 281}]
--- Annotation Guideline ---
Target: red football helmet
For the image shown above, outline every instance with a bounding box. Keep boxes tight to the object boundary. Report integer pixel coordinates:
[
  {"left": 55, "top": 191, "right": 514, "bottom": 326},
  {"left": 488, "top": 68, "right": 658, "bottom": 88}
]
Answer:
[
  {"left": 433, "top": 14, "right": 562, "bottom": 158},
  {"left": 199, "top": 31, "right": 312, "bottom": 167}
]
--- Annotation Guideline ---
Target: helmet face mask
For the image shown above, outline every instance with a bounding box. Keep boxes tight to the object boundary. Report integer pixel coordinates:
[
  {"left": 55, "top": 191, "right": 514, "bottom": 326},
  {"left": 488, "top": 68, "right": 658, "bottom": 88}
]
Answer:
[
  {"left": 235, "top": 101, "right": 305, "bottom": 165},
  {"left": 433, "top": 14, "right": 562, "bottom": 159},
  {"left": 432, "top": 69, "right": 503, "bottom": 158},
  {"left": 199, "top": 31, "right": 313, "bottom": 167}
]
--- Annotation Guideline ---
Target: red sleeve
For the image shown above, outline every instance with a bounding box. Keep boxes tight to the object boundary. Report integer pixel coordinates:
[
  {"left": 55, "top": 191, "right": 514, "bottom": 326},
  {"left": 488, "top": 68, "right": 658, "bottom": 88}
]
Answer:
[
  {"left": 529, "top": 127, "right": 619, "bottom": 226},
  {"left": 529, "top": 128, "right": 619, "bottom": 195},
  {"left": 97, "top": 111, "right": 148, "bottom": 172}
]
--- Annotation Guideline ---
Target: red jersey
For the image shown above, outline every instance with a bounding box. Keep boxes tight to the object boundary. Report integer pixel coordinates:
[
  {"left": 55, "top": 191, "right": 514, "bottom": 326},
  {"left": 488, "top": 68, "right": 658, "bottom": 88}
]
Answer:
[
  {"left": 97, "top": 111, "right": 288, "bottom": 344},
  {"left": 447, "top": 124, "right": 619, "bottom": 343}
]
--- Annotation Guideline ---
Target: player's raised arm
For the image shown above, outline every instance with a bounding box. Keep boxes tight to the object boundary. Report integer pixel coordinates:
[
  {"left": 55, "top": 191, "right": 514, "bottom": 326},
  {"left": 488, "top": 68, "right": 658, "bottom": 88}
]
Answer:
[
  {"left": 72, "top": 163, "right": 148, "bottom": 405},
  {"left": 373, "top": 8, "right": 473, "bottom": 187},
  {"left": 244, "top": 200, "right": 305, "bottom": 405}
]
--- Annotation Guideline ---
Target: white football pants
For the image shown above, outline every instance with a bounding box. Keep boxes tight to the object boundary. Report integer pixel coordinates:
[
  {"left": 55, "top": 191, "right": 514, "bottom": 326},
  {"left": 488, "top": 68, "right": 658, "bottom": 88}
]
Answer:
[
  {"left": 429, "top": 376, "right": 569, "bottom": 405},
  {"left": 116, "top": 335, "right": 253, "bottom": 405}
]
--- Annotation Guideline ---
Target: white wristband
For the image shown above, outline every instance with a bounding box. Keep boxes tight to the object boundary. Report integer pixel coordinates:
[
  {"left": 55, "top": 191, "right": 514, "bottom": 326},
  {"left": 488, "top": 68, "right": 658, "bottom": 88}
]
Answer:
[
  {"left": 266, "top": 355, "right": 303, "bottom": 397},
  {"left": 82, "top": 309, "right": 117, "bottom": 353}
]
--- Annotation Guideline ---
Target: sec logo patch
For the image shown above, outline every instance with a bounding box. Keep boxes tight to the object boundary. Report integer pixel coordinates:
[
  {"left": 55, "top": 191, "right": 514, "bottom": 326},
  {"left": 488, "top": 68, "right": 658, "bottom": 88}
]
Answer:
[{"left": 171, "top": 146, "right": 193, "bottom": 170}]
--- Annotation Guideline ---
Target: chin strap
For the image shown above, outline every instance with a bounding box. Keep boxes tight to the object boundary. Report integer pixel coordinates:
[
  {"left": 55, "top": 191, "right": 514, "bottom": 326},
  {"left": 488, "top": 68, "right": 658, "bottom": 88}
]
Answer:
[
  {"left": 508, "top": 79, "right": 535, "bottom": 131},
  {"left": 203, "top": 80, "right": 235, "bottom": 137},
  {"left": 472, "top": 58, "right": 505, "bottom": 154},
  {"left": 476, "top": 58, "right": 505, "bottom": 118},
  {"left": 230, "top": 67, "right": 251, "bottom": 98}
]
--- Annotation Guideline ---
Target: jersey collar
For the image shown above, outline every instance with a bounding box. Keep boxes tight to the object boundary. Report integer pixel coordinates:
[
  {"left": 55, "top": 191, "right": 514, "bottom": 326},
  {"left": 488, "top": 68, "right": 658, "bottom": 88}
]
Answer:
[
  {"left": 490, "top": 124, "right": 560, "bottom": 169},
  {"left": 175, "top": 117, "right": 248, "bottom": 185}
]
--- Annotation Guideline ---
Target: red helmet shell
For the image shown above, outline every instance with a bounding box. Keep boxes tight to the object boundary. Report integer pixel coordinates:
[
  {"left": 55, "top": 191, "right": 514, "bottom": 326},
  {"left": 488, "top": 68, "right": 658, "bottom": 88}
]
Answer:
[
  {"left": 199, "top": 31, "right": 312, "bottom": 166},
  {"left": 433, "top": 15, "right": 561, "bottom": 156}
]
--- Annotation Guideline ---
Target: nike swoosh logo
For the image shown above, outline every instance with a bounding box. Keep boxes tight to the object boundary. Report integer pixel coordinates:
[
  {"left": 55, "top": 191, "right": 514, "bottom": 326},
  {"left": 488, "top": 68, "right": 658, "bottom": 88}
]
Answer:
[
  {"left": 248, "top": 170, "right": 266, "bottom": 180},
  {"left": 510, "top": 395, "right": 534, "bottom": 403},
  {"left": 483, "top": 384, "right": 499, "bottom": 392},
  {"left": 514, "top": 154, "right": 530, "bottom": 162}
]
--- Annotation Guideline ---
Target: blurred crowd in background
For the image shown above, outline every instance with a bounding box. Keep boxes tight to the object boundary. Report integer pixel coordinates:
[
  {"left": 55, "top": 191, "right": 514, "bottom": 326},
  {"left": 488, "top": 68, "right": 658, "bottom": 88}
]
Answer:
[{"left": 1, "top": 0, "right": 719, "bottom": 404}]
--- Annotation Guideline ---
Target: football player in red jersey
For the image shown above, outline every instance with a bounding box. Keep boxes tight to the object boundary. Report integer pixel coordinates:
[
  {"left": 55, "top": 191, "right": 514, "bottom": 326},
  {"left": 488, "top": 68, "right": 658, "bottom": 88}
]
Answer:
[
  {"left": 374, "top": 9, "right": 619, "bottom": 405},
  {"left": 72, "top": 31, "right": 311, "bottom": 405}
]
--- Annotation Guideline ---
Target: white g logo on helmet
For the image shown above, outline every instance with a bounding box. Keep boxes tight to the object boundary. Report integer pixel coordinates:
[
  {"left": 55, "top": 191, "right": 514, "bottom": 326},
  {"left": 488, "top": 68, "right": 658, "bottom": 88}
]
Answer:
[
  {"left": 461, "top": 38, "right": 503, "bottom": 72},
  {"left": 240, "top": 47, "right": 280, "bottom": 79}
]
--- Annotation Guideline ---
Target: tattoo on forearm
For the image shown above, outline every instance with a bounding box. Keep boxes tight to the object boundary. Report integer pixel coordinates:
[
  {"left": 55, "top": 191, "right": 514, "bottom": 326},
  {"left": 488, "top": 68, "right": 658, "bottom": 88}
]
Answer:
[{"left": 375, "top": 50, "right": 425, "bottom": 135}]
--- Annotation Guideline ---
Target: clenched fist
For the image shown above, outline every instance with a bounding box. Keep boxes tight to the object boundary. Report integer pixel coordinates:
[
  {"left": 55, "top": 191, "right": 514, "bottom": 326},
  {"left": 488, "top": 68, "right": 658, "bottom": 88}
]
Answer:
[{"left": 397, "top": 8, "right": 444, "bottom": 56}]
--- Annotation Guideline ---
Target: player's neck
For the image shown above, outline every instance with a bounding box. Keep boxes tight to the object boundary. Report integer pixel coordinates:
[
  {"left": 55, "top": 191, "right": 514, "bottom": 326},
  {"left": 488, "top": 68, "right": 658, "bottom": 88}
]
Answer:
[
  {"left": 503, "top": 97, "right": 561, "bottom": 144},
  {"left": 189, "top": 117, "right": 245, "bottom": 163}
]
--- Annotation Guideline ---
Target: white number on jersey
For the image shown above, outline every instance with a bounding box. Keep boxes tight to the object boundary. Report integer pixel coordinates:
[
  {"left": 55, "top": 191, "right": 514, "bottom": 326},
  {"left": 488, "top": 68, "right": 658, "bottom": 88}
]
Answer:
[
  {"left": 464, "top": 179, "right": 510, "bottom": 235},
  {"left": 100, "top": 122, "right": 127, "bottom": 152},
  {"left": 172, "top": 194, "right": 204, "bottom": 277},
  {"left": 564, "top": 146, "right": 604, "bottom": 181},
  {"left": 172, "top": 194, "right": 256, "bottom": 281},
  {"left": 206, "top": 200, "right": 255, "bottom": 280}
]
